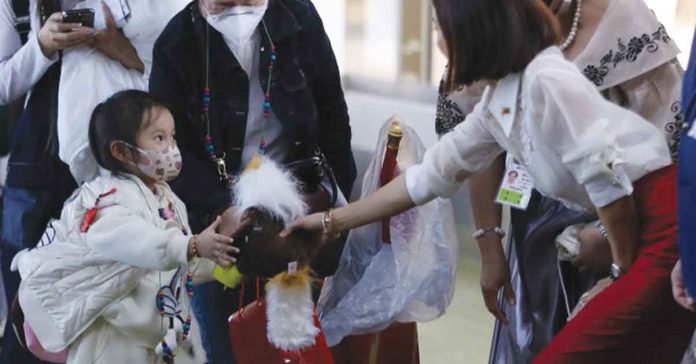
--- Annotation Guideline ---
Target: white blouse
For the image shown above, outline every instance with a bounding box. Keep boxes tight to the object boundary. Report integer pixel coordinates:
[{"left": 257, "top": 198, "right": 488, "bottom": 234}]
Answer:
[
  {"left": 406, "top": 47, "right": 671, "bottom": 212},
  {"left": 0, "top": 0, "right": 56, "bottom": 104}
]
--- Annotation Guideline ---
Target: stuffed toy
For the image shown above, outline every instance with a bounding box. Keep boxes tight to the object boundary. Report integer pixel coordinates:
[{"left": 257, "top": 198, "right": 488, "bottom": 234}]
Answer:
[{"left": 229, "top": 155, "right": 337, "bottom": 357}]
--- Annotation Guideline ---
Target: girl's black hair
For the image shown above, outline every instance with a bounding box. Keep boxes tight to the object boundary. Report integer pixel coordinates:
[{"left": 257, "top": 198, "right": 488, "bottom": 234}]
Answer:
[{"left": 88, "top": 90, "right": 167, "bottom": 175}]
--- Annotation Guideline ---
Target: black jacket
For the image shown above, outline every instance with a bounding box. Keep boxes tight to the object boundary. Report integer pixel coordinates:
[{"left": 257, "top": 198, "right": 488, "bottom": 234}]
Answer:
[{"left": 150, "top": 0, "right": 356, "bottom": 222}]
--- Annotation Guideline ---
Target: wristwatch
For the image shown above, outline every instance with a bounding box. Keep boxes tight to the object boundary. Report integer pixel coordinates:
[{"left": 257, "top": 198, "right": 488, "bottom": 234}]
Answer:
[{"left": 610, "top": 263, "right": 624, "bottom": 281}]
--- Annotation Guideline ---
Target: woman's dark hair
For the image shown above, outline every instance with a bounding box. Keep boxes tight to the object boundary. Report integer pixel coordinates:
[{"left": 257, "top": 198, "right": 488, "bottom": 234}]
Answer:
[
  {"left": 434, "top": 0, "right": 561, "bottom": 91},
  {"left": 88, "top": 90, "right": 167, "bottom": 175}
]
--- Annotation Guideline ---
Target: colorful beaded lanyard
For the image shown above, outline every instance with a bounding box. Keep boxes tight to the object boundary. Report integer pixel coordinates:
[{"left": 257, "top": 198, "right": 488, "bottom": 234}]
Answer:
[
  {"left": 156, "top": 202, "right": 194, "bottom": 363},
  {"left": 201, "top": 19, "right": 277, "bottom": 185}
]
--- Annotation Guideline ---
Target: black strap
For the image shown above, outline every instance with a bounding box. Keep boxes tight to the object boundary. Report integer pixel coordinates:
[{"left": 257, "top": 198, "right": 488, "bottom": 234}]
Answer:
[{"left": 11, "top": 0, "right": 31, "bottom": 44}]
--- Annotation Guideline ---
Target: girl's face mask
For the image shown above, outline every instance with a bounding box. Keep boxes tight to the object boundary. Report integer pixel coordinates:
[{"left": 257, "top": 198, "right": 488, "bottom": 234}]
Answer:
[{"left": 126, "top": 143, "right": 182, "bottom": 182}]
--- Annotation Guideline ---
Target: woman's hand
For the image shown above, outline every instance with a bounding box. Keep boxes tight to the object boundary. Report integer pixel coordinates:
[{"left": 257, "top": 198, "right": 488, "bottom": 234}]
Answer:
[
  {"left": 192, "top": 216, "right": 239, "bottom": 267},
  {"left": 573, "top": 223, "right": 612, "bottom": 273},
  {"left": 37, "top": 12, "right": 95, "bottom": 58},
  {"left": 672, "top": 260, "right": 696, "bottom": 312},
  {"left": 280, "top": 212, "right": 324, "bottom": 237},
  {"left": 569, "top": 277, "right": 613, "bottom": 320},
  {"left": 478, "top": 234, "right": 515, "bottom": 324},
  {"left": 88, "top": 2, "right": 144, "bottom": 73}
]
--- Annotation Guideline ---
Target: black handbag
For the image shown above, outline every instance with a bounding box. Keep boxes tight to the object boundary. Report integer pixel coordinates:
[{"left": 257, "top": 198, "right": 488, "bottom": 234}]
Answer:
[{"left": 285, "top": 148, "right": 339, "bottom": 212}]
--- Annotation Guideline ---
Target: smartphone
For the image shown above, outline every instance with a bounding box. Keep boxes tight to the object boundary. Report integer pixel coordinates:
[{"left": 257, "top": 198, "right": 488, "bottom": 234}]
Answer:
[{"left": 62, "top": 9, "right": 95, "bottom": 28}]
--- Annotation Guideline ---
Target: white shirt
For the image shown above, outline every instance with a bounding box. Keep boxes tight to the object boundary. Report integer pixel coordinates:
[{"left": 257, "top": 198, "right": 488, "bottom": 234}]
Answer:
[
  {"left": 0, "top": 0, "right": 58, "bottom": 104},
  {"left": 406, "top": 47, "right": 672, "bottom": 211}
]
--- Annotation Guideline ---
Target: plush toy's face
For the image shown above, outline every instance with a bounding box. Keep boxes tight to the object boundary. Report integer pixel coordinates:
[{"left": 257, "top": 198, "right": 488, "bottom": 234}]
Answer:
[
  {"left": 231, "top": 155, "right": 344, "bottom": 278},
  {"left": 232, "top": 208, "right": 337, "bottom": 278}
]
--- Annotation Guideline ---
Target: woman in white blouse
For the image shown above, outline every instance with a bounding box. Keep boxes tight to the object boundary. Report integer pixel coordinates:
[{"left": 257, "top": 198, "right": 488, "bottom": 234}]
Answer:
[{"left": 284, "top": 0, "right": 695, "bottom": 361}]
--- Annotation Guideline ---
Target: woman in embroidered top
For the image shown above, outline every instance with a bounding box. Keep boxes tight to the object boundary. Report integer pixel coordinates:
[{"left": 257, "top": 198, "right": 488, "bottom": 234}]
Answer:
[
  {"left": 432, "top": 0, "right": 687, "bottom": 361},
  {"left": 284, "top": 0, "right": 696, "bottom": 362},
  {"left": 12, "top": 90, "right": 239, "bottom": 364}
]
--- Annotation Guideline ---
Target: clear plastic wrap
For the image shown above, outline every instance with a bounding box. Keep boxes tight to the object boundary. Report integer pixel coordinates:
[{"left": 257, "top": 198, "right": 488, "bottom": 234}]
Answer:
[{"left": 318, "top": 119, "right": 459, "bottom": 346}]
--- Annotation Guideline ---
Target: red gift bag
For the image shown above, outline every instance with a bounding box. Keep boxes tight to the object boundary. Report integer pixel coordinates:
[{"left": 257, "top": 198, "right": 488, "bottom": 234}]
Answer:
[{"left": 228, "top": 278, "right": 334, "bottom": 364}]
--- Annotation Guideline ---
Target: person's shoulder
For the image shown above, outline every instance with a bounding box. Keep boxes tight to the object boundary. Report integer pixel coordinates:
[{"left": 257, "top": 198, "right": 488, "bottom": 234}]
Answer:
[
  {"left": 80, "top": 174, "right": 145, "bottom": 204},
  {"left": 525, "top": 47, "right": 588, "bottom": 91},
  {"left": 526, "top": 47, "right": 573, "bottom": 75},
  {"left": 278, "top": 0, "right": 320, "bottom": 24},
  {"left": 155, "top": 3, "right": 196, "bottom": 51}
]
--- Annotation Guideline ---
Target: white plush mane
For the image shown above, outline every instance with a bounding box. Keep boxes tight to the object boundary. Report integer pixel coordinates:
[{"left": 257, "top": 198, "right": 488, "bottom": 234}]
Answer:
[{"left": 233, "top": 156, "right": 308, "bottom": 225}]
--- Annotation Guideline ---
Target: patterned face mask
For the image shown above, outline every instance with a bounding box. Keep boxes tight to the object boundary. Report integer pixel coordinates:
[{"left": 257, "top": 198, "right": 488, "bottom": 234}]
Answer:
[{"left": 125, "top": 143, "right": 182, "bottom": 182}]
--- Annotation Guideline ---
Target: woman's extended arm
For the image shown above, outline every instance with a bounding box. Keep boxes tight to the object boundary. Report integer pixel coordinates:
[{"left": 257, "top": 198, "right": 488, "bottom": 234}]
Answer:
[
  {"left": 282, "top": 174, "right": 414, "bottom": 236},
  {"left": 283, "top": 102, "right": 503, "bottom": 236}
]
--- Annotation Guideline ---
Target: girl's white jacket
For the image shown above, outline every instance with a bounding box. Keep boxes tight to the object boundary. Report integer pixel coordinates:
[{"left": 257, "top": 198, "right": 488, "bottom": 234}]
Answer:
[{"left": 12, "top": 174, "right": 214, "bottom": 363}]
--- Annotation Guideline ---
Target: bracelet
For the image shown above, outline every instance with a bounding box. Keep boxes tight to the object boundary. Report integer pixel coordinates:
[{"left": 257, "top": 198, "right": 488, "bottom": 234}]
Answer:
[
  {"left": 321, "top": 209, "right": 333, "bottom": 234},
  {"left": 596, "top": 221, "right": 609, "bottom": 239},
  {"left": 472, "top": 226, "right": 506, "bottom": 239},
  {"left": 191, "top": 235, "right": 200, "bottom": 258}
]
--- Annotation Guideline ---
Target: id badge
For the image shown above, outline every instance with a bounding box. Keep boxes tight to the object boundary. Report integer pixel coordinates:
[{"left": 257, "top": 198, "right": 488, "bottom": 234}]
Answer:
[{"left": 495, "top": 156, "right": 533, "bottom": 210}]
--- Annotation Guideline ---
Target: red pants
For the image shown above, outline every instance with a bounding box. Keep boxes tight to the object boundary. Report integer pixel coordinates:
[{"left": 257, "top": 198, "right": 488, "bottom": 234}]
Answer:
[{"left": 536, "top": 166, "right": 696, "bottom": 363}]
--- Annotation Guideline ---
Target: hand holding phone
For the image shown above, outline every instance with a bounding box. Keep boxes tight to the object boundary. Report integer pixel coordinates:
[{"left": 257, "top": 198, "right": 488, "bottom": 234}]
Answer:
[
  {"left": 37, "top": 12, "right": 95, "bottom": 57},
  {"left": 62, "top": 9, "right": 95, "bottom": 28}
]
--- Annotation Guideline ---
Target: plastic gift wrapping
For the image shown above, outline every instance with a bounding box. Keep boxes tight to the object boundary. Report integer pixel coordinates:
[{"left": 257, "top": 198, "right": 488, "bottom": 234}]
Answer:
[{"left": 318, "top": 118, "right": 459, "bottom": 346}]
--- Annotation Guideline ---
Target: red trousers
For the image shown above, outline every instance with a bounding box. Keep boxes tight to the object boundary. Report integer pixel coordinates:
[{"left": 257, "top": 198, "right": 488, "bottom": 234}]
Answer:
[{"left": 536, "top": 166, "right": 696, "bottom": 363}]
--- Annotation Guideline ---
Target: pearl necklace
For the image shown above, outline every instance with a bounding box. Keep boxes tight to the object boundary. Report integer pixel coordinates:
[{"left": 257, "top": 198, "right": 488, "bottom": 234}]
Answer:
[{"left": 559, "top": 0, "right": 582, "bottom": 51}]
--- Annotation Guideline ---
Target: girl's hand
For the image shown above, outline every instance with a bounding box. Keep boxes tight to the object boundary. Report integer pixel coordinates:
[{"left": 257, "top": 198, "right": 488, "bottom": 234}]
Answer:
[
  {"left": 37, "top": 12, "right": 96, "bottom": 58},
  {"left": 569, "top": 277, "right": 613, "bottom": 320},
  {"left": 193, "top": 216, "right": 239, "bottom": 267},
  {"left": 88, "top": 2, "right": 144, "bottom": 73}
]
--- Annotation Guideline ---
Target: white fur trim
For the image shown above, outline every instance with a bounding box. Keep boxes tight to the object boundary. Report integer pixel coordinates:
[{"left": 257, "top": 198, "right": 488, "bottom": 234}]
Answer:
[
  {"left": 265, "top": 280, "right": 319, "bottom": 351},
  {"left": 234, "top": 157, "right": 308, "bottom": 224}
]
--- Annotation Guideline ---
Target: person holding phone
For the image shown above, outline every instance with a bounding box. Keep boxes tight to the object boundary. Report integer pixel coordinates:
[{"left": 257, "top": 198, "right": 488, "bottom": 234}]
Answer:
[{"left": 0, "top": 1, "right": 142, "bottom": 362}]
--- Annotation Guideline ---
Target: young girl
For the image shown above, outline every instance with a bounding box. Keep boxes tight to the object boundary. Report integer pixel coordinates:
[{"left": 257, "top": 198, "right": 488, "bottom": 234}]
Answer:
[
  {"left": 13, "top": 90, "right": 238, "bottom": 364},
  {"left": 284, "top": 0, "right": 695, "bottom": 362}
]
